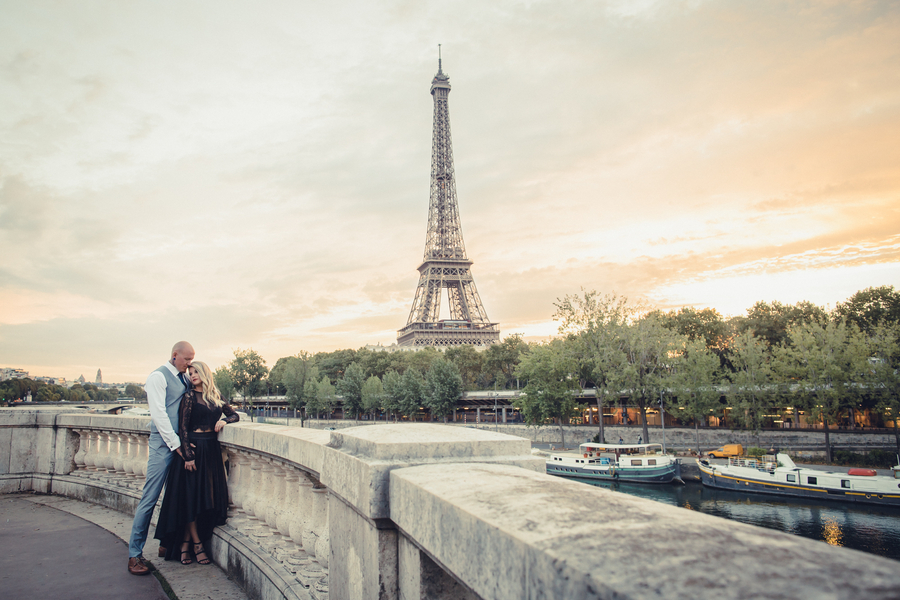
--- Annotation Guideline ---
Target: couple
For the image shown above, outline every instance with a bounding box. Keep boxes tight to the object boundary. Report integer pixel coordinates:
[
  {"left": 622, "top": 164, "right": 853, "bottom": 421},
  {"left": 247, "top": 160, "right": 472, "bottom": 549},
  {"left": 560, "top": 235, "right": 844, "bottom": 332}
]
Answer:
[{"left": 127, "top": 341, "right": 240, "bottom": 575}]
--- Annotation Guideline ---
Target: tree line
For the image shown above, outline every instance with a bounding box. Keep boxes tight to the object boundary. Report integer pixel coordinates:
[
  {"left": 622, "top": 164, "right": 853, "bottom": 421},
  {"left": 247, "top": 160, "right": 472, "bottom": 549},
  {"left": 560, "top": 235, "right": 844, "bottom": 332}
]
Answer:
[
  {"left": 520, "top": 285, "right": 900, "bottom": 458},
  {"left": 0, "top": 380, "right": 147, "bottom": 404}
]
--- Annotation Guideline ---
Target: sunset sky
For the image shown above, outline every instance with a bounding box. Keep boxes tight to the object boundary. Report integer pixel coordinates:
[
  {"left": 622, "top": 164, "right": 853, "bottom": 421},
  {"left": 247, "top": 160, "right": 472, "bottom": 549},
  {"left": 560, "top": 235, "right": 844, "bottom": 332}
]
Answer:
[{"left": 2, "top": 1, "right": 899, "bottom": 383}]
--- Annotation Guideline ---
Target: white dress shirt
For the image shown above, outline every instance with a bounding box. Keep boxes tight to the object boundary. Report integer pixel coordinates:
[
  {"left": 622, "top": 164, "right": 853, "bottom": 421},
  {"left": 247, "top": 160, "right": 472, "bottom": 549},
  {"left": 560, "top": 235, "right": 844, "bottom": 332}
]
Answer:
[{"left": 144, "top": 362, "right": 183, "bottom": 451}]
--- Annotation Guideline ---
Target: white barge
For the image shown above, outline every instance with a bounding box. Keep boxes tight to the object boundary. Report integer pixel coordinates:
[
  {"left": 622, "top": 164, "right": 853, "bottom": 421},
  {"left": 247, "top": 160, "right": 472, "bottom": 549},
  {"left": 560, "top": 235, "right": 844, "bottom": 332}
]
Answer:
[
  {"left": 546, "top": 442, "right": 682, "bottom": 484},
  {"left": 698, "top": 453, "right": 900, "bottom": 506}
]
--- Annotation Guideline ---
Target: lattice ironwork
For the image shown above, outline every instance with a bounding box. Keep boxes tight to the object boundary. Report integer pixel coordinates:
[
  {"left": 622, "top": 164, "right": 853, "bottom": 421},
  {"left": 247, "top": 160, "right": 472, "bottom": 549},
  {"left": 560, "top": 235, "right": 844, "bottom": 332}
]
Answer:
[{"left": 398, "top": 54, "right": 499, "bottom": 348}]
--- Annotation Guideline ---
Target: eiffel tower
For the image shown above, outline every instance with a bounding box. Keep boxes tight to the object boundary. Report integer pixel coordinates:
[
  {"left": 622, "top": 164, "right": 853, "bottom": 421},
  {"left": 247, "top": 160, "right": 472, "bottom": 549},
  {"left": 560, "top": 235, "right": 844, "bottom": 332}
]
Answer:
[{"left": 397, "top": 53, "right": 500, "bottom": 347}]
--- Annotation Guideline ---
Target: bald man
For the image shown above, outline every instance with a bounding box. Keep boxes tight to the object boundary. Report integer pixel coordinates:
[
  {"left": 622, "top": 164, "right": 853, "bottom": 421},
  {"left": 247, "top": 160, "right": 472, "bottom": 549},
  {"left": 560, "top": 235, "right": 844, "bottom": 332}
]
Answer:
[{"left": 128, "top": 341, "right": 194, "bottom": 575}]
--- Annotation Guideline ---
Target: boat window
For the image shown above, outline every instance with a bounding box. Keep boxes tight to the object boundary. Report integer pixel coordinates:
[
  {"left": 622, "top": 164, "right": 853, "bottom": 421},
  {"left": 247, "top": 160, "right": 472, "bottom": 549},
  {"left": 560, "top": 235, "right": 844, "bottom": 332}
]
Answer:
[
  {"left": 786, "top": 474, "right": 796, "bottom": 483},
  {"left": 648, "top": 459, "right": 657, "bottom": 465},
  {"left": 841, "top": 480, "right": 851, "bottom": 489},
  {"left": 808, "top": 476, "right": 817, "bottom": 485},
  {"left": 631, "top": 459, "right": 642, "bottom": 466}
]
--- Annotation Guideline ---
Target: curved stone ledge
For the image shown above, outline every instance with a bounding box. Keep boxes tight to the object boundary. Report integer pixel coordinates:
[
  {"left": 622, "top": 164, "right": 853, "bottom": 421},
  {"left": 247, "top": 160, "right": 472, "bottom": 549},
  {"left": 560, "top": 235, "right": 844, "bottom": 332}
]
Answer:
[{"left": 6, "top": 407, "right": 900, "bottom": 600}]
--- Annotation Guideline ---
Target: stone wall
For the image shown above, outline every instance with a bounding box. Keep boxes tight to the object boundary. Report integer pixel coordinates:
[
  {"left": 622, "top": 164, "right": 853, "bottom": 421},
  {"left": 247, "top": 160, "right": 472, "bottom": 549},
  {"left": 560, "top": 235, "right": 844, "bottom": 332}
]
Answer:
[{"left": 3, "top": 407, "right": 900, "bottom": 600}]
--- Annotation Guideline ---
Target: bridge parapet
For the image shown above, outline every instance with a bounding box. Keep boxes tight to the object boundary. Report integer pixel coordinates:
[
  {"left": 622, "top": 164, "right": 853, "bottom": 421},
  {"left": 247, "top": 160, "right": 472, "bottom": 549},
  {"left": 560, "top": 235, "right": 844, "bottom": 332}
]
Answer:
[{"left": 3, "top": 408, "right": 900, "bottom": 600}]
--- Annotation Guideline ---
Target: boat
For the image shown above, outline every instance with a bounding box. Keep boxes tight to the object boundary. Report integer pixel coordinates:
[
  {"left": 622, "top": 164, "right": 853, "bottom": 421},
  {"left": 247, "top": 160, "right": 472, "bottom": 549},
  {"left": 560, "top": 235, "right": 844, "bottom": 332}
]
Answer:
[
  {"left": 545, "top": 442, "right": 682, "bottom": 484},
  {"left": 697, "top": 453, "right": 900, "bottom": 506}
]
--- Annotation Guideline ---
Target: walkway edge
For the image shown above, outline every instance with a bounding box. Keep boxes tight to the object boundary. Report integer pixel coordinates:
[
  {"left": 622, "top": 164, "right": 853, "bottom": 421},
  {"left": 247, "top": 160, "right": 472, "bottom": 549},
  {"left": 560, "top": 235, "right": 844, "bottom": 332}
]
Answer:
[{"left": 19, "top": 493, "right": 250, "bottom": 600}]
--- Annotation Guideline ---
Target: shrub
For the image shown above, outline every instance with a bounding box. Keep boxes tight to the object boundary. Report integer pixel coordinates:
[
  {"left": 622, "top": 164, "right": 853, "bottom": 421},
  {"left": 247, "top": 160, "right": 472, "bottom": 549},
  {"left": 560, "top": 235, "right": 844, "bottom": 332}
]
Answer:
[{"left": 746, "top": 447, "right": 766, "bottom": 458}]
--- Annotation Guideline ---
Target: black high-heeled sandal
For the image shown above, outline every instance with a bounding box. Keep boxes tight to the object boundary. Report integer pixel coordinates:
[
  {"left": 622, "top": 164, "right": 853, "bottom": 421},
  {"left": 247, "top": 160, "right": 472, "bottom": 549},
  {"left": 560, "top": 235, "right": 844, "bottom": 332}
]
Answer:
[
  {"left": 194, "top": 542, "right": 210, "bottom": 565},
  {"left": 180, "top": 541, "right": 192, "bottom": 565}
]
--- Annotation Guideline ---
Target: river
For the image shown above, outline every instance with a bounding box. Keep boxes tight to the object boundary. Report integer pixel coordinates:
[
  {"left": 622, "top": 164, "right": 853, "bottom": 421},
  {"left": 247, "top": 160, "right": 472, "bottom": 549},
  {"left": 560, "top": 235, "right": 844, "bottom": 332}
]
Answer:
[{"left": 572, "top": 477, "right": 900, "bottom": 560}]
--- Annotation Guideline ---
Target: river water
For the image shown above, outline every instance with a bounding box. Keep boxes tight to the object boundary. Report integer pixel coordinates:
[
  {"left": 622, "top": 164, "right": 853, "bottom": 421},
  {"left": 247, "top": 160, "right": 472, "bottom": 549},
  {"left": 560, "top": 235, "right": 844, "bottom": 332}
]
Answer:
[{"left": 572, "top": 477, "right": 900, "bottom": 561}]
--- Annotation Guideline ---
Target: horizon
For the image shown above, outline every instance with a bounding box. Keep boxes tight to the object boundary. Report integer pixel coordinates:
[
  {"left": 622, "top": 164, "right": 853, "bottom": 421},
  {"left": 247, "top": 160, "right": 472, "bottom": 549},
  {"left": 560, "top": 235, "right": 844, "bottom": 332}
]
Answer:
[{"left": 2, "top": 1, "right": 898, "bottom": 382}]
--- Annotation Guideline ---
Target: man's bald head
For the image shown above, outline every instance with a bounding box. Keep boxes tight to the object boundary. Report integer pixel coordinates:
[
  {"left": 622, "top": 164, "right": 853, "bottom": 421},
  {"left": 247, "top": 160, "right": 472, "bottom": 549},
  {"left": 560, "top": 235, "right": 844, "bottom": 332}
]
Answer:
[{"left": 170, "top": 341, "right": 195, "bottom": 373}]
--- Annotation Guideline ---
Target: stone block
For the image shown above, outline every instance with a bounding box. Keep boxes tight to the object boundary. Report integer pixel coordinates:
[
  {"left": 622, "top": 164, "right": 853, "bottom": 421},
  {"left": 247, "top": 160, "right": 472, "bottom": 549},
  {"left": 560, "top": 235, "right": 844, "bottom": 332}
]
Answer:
[
  {"left": 391, "top": 462, "right": 900, "bottom": 600},
  {"left": 328, "top": 495, "right": 397, "bottom": 600},
  {"left": 322, "top": 424, "right": 543, "bottom": 520}
]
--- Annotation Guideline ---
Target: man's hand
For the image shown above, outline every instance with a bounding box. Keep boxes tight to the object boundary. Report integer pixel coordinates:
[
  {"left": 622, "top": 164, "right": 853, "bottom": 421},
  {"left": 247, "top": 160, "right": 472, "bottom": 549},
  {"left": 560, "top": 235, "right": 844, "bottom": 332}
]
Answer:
[{"left": 175, "top": 443, "right": 196, "bottom": 459}]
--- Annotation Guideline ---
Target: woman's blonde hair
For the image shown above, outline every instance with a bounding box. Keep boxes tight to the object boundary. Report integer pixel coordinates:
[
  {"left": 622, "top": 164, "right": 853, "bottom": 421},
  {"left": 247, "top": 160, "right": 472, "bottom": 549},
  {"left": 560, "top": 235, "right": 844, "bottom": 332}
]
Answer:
[{"left": 189, "top": 361, "right": 223, "bottom": 408}]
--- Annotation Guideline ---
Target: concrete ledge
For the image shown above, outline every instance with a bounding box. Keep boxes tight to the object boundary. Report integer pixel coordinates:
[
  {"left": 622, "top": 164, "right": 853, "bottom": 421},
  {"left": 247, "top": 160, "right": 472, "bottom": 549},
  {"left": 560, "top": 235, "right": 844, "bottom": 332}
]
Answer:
[
  {"left": 322, "top": 424, "right": 543, "bottom": 520},
  {"left": 391, "top": 462, "right": 900, "bottom": 600}
]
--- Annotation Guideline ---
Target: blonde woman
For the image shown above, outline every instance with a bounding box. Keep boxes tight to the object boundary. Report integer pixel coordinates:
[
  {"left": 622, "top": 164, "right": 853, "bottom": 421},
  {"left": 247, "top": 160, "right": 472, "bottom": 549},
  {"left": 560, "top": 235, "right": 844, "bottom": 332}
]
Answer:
[{"left": 154, "top": 361, "right": 239, "bottom": 565}]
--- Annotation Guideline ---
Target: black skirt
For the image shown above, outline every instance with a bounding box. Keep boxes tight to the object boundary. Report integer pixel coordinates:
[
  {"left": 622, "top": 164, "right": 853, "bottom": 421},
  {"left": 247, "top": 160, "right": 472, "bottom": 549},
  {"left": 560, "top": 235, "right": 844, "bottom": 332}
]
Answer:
[{"left": 154, "top": 431, "right": 229, "bottom": 560}]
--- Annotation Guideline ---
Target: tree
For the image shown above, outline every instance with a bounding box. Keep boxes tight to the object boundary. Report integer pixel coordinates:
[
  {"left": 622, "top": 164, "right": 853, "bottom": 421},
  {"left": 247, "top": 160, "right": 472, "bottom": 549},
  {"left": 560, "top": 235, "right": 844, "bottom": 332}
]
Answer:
[
  {"left": 361, "top": 375, "right": 386, "bottom": 421},
  {"left": 214, "top": 367, "right": 235, "bottom": 402},
  {"left": 313, "top": 349, "right": 358, "bottom": 383},
  {"left": 425, "top": 358, "right": 463, "bottom": 422},
  {"left": 382, "top": 370, "right": 402, "bottom": 421},
  {"left": 124, "top": 383, "right": 148, "bottom": 401},
  {"left": 307, "top": 376, "right": 337, "bottom": 419},
  {"left": 514, "top": 339, "right": 582, "bottom": 449},
  {"left": 398, "top": 368, "right": 426, "bottom": 419},
  {"left": 869, "top": 323, "right": 900, "bottom": 454},
  {"left": 444, "top": 345, "right": 484, "bottom": 390},
  {"left": 302, "top": 370, "right": 321, "bottom": 418},
  {"left": 229, "top": 348, "right": 269, "bottom": 407},
  {"left": 835, "top": 286, "right": 900, "bottom": 334},
  {"left": 671, "top": 339, "right": 723, "bottom": 453},
  {"left": 484, "top": 335, "right": 529, "bottom": 389},
  {"left": 337, "top": 362, "right": 366, "bottom": 419},
  {"left": 282, "top": 354, "right": 315, "bottom": 412},
  {"left": 554, "top": 289, "right": 631, "bottom": 444},
  {"left": 776, "top": 320, "right": 869, "bottom": 463},
  {"left": 729, "top": 331, "right": 775, "bottom": 447},
  {"left": 733, "top": 300, "right": 827, "bottom": 348}
]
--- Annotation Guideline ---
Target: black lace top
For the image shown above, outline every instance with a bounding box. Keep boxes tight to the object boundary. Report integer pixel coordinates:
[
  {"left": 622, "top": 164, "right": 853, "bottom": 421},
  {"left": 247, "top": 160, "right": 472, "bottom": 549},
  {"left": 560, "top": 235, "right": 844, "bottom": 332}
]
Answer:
[{"left": 178, "top": 389, "right": 239, "bottom": 461}]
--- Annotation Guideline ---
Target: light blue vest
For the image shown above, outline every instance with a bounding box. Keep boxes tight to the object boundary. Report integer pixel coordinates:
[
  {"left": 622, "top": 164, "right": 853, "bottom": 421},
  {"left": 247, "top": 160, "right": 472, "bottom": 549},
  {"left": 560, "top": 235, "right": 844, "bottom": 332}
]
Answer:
[{"left": 148, "top": 365, "right": 187, "bottom": 437}]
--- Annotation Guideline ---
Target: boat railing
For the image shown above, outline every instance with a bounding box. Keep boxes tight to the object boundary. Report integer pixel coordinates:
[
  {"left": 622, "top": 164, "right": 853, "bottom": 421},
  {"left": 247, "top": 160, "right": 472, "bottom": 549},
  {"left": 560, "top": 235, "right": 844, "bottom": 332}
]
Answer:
[{"left": 728, "top": 457, "right": 777, "bottom": 474}]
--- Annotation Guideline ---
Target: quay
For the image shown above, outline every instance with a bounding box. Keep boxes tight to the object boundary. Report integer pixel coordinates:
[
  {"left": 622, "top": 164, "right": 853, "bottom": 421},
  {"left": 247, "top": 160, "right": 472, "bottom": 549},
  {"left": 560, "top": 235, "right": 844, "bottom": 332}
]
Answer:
[{"left": 2, "top": 407, "right": 900, "bottom": 600}]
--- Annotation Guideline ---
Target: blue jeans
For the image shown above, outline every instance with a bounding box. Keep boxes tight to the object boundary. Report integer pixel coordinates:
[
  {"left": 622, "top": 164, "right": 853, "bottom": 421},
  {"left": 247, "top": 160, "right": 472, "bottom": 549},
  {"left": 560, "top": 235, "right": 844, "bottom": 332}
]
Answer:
[{"left": 128, "top": 432, "right": 175, "bottom": 558}]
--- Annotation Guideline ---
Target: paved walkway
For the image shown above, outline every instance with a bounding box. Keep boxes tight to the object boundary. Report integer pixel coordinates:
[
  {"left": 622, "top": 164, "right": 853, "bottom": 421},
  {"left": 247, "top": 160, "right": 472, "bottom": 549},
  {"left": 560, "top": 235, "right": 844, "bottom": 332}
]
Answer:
[{"left": 0, "top": 494, "right": 249, "bottom": 600}]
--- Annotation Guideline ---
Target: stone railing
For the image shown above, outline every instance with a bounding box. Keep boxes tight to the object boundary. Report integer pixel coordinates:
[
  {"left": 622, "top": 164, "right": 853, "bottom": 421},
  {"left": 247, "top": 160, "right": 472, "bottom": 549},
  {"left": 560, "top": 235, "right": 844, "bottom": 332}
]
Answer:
[{"left": 3, "top": 407, "right": 900, "bottom": 600}]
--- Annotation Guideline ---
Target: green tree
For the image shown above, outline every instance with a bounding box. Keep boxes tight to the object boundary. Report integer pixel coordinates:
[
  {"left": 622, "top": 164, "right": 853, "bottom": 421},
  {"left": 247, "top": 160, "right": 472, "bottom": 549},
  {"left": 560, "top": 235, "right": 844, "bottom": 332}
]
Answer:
[
  {"left": 425, "top": 358, "right": 463, "bottom": 422},
  {"left": 308, "top": 376, "right": 337, "bottom": 419},
  {"left": 729, "top": 331, "right": 775, "bottom": 447},
  {"left": 869, "top": 323, "right": 900, "bottom": 454},
  {"left": 776, "top": 320, "right": 869, "bottom": 463},
  {"left": 514, "top": 339, "right": 582, "bottom": 448},
  {"left": 124, "top": 383, "right": 148, "bottom": 402},
  {"left": 382, "top": 370, "right": 402, "bottom": 421},
  {"left": 282, "top": 354, "right": 315, "bottom": 411},
  {"left": 229, "top": 348, "right": 269, "bottom": 407},
  {"left": 733, "top": 300, "right": 827, "bottom": 348},
  {"left": 213, "top": 367, "right": 235, "bottom": 402},
  {"left": 484, "top": 334, "right": 529, "bottom": 389},
  {"left": 361, "top": 375, "right": 386, "bottom": 421},
  {"left": 398, "top": 368, "right": 426, "bottom": 419},
  {"left": 671, "top": 339, "right": 723, "bottom": 453},
  {"left": 834, "top": 285, "right": 900, "bottom": 334},
  {"left": 613, "top": 312, "right": 684, "bottom": 444},
  {"left": 554, "top": 289, "right": 631, "bottom": 444},
  {"left": 302, "top": 369, "right": 321, "bottom": 419},
  {"left": 444, "top": 345, "right": 484, "bottom": 390},
  {"left": 337, "top": 362, "right": 366, "bottom": 419},
  {"left": 313, "top": 349, "right": 358, "bottom": 383}
]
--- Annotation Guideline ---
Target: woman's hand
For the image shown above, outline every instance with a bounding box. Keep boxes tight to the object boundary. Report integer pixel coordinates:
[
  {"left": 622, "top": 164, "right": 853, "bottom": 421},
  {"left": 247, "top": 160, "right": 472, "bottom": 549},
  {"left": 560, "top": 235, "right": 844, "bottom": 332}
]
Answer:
[
  {"left": 184, "top": 460, "right": 197, "bottom": 472},
  {"left": 214, "top": 419, "right": 226, "bottom": 433}
]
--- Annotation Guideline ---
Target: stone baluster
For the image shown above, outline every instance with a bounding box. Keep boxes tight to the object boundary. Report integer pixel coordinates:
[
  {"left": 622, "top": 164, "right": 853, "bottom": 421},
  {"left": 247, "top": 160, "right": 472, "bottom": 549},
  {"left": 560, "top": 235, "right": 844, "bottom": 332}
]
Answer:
[
  {"left": 112, "top": 432, "right": 128, "bottom": 475},
  {"left": 310, "top": 487, "right": 330, "bottom": 569},
  {"left": 297, "top": 476, "right": 316, "bottom": 553},
  {"left": 256, "top": 459, "right": 276, "bottom": 528},
  {"left": 226, "top": 450, "right": 243, "bottom": 510},
  {"left": 123, "top": 434, "right": 138, "bottom": 476},
  {"left": 135, "top": 435, "right": 149, "bottom": 479},
  {"left": 102, "top": 431, "right": 117, "bottom": 474},
  {"left": 83, "top": 430, "right": 99, "bottom": 473},
  {"left": 73, "top": 429, "right": 89, "bottom": 471},
  {"left": 91, "top": 431, "right": 110, "bottom": 478},
  {"left": 278, "top": 468, "right": 298, "bottom": 542},
  {"left": 265, "top": 461, "right": 286, "bottom": 533},
  {"left": 242, "top": 454, "right": 264, "bottom": 522}
]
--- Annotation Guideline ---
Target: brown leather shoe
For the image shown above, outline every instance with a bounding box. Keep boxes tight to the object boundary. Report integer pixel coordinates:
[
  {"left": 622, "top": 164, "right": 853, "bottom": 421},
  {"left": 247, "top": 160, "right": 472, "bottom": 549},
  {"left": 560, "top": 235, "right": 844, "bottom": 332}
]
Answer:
[
  {"left": 128, "top": 556, "right": 151, "bottom": 576},
  {"left": 158, "top": 546, "right": 166, "bottom": 557}
]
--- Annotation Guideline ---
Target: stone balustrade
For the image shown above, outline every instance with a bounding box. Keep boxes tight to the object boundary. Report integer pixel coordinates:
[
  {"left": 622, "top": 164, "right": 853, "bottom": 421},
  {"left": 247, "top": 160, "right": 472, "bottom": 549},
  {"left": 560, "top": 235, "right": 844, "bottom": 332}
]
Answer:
[{"left": 2, "top": 407, "right": 900, "bottom": 600}]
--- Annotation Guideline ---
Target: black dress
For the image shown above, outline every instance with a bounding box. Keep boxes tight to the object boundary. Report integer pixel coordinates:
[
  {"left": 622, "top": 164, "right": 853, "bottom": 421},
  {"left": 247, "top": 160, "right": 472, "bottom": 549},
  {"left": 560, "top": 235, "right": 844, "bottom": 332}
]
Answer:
[{"left": 154, "top": 390, "right": 239, "bottom": 560}]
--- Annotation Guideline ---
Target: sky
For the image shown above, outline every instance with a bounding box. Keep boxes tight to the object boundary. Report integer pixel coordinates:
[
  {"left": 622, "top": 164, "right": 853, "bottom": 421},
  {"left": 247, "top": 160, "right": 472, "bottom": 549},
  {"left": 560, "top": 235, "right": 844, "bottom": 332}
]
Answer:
[{"left": 1, "top": 0, "right": 898, "bottom": 383}]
